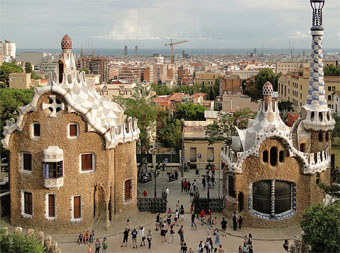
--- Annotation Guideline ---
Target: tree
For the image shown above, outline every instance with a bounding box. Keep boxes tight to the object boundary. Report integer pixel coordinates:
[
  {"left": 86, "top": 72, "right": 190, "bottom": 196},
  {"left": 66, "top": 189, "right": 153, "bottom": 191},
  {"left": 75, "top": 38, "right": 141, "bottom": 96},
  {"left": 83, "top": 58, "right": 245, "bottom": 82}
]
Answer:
[
  {"left": 333, "top": 114, "right": 340, "bottom": 138},
  {"left": 300, "top": 201, "right": 340, "bottom": 252},
  {"left": 324, "top": 64, "right": 340, "bottom": 76},
  {"left": 156, "top": 108, "right": 182, "bottom": 151},
  {"left": 0, "top": 88, "right": 35, "bottom": 149},
  {"left": 0, "top": 63, "right": 23, "bottom": 87},
  {"left": 206, "top": 108, "right": 255, "bottom": 145},
  {"left": 31, "top": 71, "right": 42, "bottom": 80},
  {"left": 78, "top": 68, "right": 90, "bottom": 74},
  {"left": 113, "top": 96, "right": 157, "bottom": 154},
  {"left": 173, "top": 102, "right": 206, "bottom": 121},
  {"left": 0, "top": 227, "right": 45, "bottom": 253},
  {"left": 278, "top": 101, "right": 294, "bottom": 112},
  {"left": 24, "top": 62, "right": 32, "bottom": 73}
]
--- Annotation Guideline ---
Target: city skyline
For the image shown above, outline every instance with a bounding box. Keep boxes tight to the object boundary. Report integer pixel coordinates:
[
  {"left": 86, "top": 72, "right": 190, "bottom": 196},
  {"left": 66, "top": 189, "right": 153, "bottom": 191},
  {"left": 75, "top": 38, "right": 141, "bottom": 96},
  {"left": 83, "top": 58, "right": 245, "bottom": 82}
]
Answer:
[{"left": 1, "top": 0, "right": 339, "bottom": 49}]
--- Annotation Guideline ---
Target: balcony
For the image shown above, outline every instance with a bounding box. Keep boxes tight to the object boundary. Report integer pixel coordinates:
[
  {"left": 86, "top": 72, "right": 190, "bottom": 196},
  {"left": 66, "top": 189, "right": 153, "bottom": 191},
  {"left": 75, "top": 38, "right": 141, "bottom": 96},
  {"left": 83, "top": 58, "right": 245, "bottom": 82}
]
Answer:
[{"left": 44, "top": 177, "right": 63, "bottom": 189}]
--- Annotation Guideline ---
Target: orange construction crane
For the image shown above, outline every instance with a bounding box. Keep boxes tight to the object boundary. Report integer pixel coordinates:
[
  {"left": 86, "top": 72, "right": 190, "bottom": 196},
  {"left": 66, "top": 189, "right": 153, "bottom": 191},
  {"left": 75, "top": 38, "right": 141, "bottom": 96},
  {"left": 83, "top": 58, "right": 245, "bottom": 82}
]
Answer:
[{"left": 165, "top": 39, "right": 188, "bottom": 64}]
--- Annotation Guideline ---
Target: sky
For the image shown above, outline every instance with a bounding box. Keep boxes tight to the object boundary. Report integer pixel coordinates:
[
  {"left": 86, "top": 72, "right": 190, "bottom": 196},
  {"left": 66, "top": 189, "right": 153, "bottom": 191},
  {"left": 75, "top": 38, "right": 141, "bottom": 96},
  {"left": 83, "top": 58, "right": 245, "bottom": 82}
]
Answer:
[{"left": 0, "top": 0, "right": 339, "bottom": 49}]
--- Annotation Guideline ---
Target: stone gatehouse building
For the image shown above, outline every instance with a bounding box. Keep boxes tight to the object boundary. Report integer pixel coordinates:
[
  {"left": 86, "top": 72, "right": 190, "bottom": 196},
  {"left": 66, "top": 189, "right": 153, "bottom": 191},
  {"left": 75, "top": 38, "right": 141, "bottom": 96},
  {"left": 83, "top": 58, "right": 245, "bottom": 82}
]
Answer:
[
  {"left": 2, "top": 35, "right": 140, "bottom": 231},
  {"left": 221, "top": 2, "right": 335, "bottom": 228}
]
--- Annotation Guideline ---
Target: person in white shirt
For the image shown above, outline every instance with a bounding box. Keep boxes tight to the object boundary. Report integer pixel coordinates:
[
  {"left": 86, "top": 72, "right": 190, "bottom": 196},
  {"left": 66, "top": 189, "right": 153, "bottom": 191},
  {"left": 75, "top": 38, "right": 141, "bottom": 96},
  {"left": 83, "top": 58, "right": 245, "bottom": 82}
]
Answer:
[{"left": 139, "top": 226, "right": 145, "bottom": 247}]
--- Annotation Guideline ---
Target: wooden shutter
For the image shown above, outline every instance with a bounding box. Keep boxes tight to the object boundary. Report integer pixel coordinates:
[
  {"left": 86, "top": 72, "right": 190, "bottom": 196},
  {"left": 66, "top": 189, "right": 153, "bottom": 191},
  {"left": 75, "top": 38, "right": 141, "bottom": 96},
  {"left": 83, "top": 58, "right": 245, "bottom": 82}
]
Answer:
[
  {"left": 74, "top": 196, "right": 81, "bottom": 218},
  {"left": 81, "top": 154, "right": 93, "bottom": 171},
  {"left": 23, "top": 153, "right": 32, "bottom": 171},
  {"left": 48, "top": 195, "right": 55, "bottom": 217},
  {"left": 125, "top": 180, "right": 132, "bottom": 201},
  {"left": 24, "top": 192, "right": 32, "bottom": 215},
  {"left": 33, "top": 123, "right": 40, "bottom": 137},
  {"left": 69, "top": 124, "right": 77, "bottom": 137}
]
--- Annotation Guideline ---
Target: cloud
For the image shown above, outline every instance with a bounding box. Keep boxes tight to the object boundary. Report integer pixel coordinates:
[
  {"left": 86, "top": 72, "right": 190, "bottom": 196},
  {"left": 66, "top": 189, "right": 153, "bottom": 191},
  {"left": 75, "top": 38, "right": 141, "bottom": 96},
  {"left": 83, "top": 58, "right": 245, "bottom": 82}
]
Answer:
[
  {"left": 289, "top": 31, "right": 309, "bottom": 39},
  {"left": 337, "top": 32, "right": 340, "bottom": 40}
]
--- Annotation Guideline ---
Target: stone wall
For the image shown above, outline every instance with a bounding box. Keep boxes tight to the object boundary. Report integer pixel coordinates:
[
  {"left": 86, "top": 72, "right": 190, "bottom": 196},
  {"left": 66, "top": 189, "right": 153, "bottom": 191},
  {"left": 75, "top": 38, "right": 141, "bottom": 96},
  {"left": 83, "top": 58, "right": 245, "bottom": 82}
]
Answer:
[{"left": 310, "top": 131, "right": 332, "bottom": 153}]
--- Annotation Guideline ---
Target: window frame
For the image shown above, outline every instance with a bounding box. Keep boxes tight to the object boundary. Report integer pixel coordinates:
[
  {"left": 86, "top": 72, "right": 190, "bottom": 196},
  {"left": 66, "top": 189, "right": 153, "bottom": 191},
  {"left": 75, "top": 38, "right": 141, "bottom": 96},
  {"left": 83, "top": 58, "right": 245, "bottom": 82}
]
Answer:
[
  {"left": 46, "top": 194, "right": 56, "bottom": 219},
  {"left": 189, "top": 147, "right": 197, "bottom": 162},
  {"left": 80, "top": 153, "right": 95, "bottom": 173},
  {"left": 68, "top": 123, "right": 79, "bottom": 139},
  {"left": 207, "top": 147, "right": 214, "bottom": 162},
  {"left": 32, "top": 122, "right": 41, "bottom": 139},
  {"left": 72, "top": 196, "right": 82, "bottom": 221},
  {"left": 249, "top": 180, "right": 296, "bottom": 220},
  {"left": 21, "top": 191, "right": 33, "bottom": 218},
  {"left": 20, "top": 152, "right": 32, "bottom": 173},
  {"left": 43, "top": 161, "right": 63, "bottom": 179}
]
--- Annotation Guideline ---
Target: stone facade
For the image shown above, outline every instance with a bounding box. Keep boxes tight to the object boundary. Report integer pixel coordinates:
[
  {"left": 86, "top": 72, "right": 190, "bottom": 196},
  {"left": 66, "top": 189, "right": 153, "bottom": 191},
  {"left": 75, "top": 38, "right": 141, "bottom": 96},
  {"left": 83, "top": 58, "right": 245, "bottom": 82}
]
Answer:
[{"left": 2, "top": 35, "right": 139, "bottom": 232}]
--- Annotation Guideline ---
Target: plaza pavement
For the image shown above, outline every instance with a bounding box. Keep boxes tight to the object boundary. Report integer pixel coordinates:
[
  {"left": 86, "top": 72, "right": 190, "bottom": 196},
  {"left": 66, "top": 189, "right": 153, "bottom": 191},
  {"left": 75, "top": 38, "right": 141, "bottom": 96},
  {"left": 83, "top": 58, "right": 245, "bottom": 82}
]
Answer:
[{"left": 2, "top": 169, "right": 302, "bottom": 252}]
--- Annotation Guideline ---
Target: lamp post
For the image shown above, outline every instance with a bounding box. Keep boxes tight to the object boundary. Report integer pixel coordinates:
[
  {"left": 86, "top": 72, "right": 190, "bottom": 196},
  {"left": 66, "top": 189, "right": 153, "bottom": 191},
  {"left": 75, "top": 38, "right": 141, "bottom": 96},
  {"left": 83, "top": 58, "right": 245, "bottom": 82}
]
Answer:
[
  {"left": 181, "top": 119, "right": 185, "bottom": 177},
  {"left": 154, "top": 163, "right": 160, "bottom": 198}
]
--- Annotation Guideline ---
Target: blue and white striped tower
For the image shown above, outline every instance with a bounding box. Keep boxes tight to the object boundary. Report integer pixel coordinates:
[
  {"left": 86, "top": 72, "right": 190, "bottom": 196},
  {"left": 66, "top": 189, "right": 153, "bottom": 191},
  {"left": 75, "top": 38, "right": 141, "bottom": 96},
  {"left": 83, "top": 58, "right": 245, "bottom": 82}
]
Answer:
[{"left": 301, "top": 0, "right": 335, "bottom": 131}]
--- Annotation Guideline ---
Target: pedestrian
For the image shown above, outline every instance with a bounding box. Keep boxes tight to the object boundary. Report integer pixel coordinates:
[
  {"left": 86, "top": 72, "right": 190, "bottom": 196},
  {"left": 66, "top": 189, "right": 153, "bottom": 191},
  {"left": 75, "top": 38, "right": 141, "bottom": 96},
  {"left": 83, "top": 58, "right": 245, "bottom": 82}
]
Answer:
[
  {"left": 147, "top": 229, "right": 152, "bottom": 249},
  {"left": 169, "top": 224, "right": 175, "bottom": 243},
  {"left": 202, "top": 177, "right": 206, "bottom": 189},
  {"left": 166, "top": 187, "right": 170, "bottom": 197},
  {"left": 221, "top": 217, "right": 227, "bottom": 235},
  {"left": 155, "top": 212, "right": 160, "bottom": 231},
  {"left": 200, "top": 209, "right": 205, "bottom": 224},
  {"left": 181, "top": 242, "right": 188, "bottom": 253},
  {"left": 102, "top": 237, "right": 108, "bottom": 253},
  {"left": 238, "top": 245, "right": 242, "bottom": 253},
  {"left": 214, "top": 229, "right": 220, "bottom": 245},
  {"left": 181, "top": 179, "right": 184, "bottom": 192},
  {"left": 188, "top": 247, "right": 194, "bottom": 253},
  {"left": 197, "top": 240, "right": 204, "bottom": 252},
  {"left": 283, "top": 239, "right": 289, "bottom": 252},
  {"left": 143, "top": 189, "right": 148, "bottom": 198},
  {"left": 121, "top": 228, "right": 129, "bottom": 247},
  {"left": 178, "top": 225, "right": 184, "bottom": 244},
  {"left": 180, "top": 205, "right": 185, "bottom": 221},
  {"left": 238, "top": 216, "right": 243, "bottom": 229},
  {"left": 211, "top": 176, "right": 215, "bottom": 187},
  {"left": 174, "top": 209, "right": 179, "bottom": 226},
  {"left": 131, "top": 228, "right": 138, "bottom": 248},
  {"left": 87, "top": 243, "right": 92, "bottom": 253},
  {"left": 212, "top": 165, "right": 215, "bottom": 176},
  {"left": 232, "top": 212, "right": 237, "bottom": 231},
  {"left": 193, "top": 179, "right": 197, "bottom": 192},
  {"left": 78, "top": 233, "right": 83, "bottom": 245},
  {"left": 126, "top": 219, "right": 130, "bottom": 231},
  {"left": 249, "top": 245, "right": 253, "bottom": 253},
  {"left": 184, "top": 179, "right": 188, "bottom": 192},
  {"left": 160, "top": 224, "right": 167, "bottom": 243},
  {"left": 212, "top": 216, "right": 217, "bottom": 227},
  {"left": 242, "top": 243, "right": 248, "bottom": 253},
  {"left": 187, "top": 180, "right": 191, "bottom": 192},
  {"left": 90, "top": 230, "right": 94, "bottom": 243},
  {"left": 191, "top": 212, "right": 197, "bottom": 227},
  {"left": 84, "top": 231, "right": 90, "bottom": 244},
  {"left": 95, "top": 238, "right": 101, "bottom": 253},
  {"left": 218, "top": 244, "right": 224, "bottom": 253},
  {"left": 168, "top": 207, "right": 172, "bottom": 215},
  {"left": 247, "top": 234, "right": 253, "bottom": 246},
  {"left": 167, "top": 213, "right": 172, "bottom": 226},
  {"left": 139, "top": 226, "right": 145, "bottom": 247},
  {"left": 205, "top": 237, "right": 212, "bottom": 253}
]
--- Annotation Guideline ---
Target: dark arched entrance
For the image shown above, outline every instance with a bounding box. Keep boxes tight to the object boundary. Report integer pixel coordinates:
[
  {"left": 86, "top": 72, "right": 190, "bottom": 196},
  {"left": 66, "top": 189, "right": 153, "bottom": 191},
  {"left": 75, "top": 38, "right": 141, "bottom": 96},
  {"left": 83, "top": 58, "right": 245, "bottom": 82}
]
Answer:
[
  {"left": 238, "top": 192, "right": 244, "bottom": 212},
  {"left": 58, "top": 61, "right": 64, "bottom": 83}
]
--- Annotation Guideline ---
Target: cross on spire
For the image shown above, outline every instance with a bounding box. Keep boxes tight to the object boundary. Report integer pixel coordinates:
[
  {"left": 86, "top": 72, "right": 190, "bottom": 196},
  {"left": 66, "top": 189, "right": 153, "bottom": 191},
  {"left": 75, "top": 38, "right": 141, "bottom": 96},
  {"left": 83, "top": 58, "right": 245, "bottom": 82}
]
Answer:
[{"left": 42, "top": 95, "right": 65, "bottom": 117}]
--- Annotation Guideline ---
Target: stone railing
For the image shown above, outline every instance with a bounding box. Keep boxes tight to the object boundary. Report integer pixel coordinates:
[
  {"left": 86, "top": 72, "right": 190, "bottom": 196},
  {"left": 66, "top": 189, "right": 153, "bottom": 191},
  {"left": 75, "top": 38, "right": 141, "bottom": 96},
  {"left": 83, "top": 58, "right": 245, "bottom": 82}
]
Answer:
[{"left": 1, "top": 226, "right": 61, "bottom": 253}]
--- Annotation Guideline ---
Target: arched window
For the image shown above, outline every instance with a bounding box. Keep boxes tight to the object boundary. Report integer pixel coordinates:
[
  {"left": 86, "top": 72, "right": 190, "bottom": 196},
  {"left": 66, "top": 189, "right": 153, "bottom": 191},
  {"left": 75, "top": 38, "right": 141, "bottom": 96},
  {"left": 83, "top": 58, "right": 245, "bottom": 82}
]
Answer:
[
  {"left": 318, "top": 132, "right": 323, "bottom": 142},
  {"left": 263, "top": 150, "right": 268, "bottom": 163},
  {"left": 311, "top": 112, "right": 315, "bottom": 121},
  {"left": 228, "top": 175, "right": 236, "bottom": 198},
  {"left": 319, "top": 112, "right": 323, "bottom": 122},
  {"left": 300, "top": 143, "right": 306, "bottom": 152},
  {"left": 238, "top": 192, "right": 244, "bottom": 212},
  {"left": 270, "top": 147, "right": 278, "bottom": 166},
  {"left": 325, "top": 132, "right": 329, "bottom": 141},
  {"left": 279, "top": 150, "right": 285, "bottom": 163}
]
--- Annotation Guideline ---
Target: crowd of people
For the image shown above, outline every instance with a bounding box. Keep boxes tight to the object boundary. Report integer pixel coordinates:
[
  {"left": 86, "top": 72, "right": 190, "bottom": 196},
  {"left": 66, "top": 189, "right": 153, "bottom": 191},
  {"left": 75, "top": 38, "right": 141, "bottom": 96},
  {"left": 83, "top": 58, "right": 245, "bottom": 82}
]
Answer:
[{"left": 77, "top": 230, "right": 108, "bottom": 253}]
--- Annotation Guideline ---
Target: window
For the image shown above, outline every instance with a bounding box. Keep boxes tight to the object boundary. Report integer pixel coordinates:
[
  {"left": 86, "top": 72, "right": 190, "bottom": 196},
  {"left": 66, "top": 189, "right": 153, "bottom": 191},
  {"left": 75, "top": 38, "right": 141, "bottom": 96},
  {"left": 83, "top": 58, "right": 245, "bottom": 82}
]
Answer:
[
  {"left": 32, "top": 122, "right": 40, "bottom": 138},
  {"left": 43, "top": 161, "right": 63, "bottom": 178},
  {"left": 300, "top": 143, "right": 306, "bottom": 152},
  {"left": 228, "top": 175, "right": 236, "bottom": 198},
  {"left": 69, "top": 123, "right": 78, "bottom": 138},
  {"left": 263, "top": 150, "right": 268, "bottom": 163},
  {"left": 328, "top": 95, "right": 332, "bottom": 101},
  {"left": 207, "top": 147, "right": 214, "bottom": 162},
  {"left": 24, "top": 192, "right": 32, "bottom": 215},
  {"left": 270, "top": 147, "right": 278, "bottom": 166},
  {"left": 252, "top": 180, "right": 295, "bottom": 218},
  {"left": 21, "top": 153, "right": 32, "bottom": 171},
  {"left": 48, "top": 194, "right": 55, "bottom": 218},
  {"left": 73, "top": 196, "right": 81, "bottom": 219},
  {"left": 316, "top": 173, "right": 320, "bottom": 184},
  {"left": 328, "top": 86, "right": 331, "bottom": 91},
  {"left": 279, "top": 150, "right": 285, "bottom": 163},
  {"left": 81, "top": 154, "right": 95, "bottom": 171},
  {"left": 190, "top": 148, "right": 197, "bottom": 162},
  {"left": 318, "top": 132, "right": 323, "bottom": 142},
  {"left": 125, "top": 179, "right": 132, "bottom": 201}
]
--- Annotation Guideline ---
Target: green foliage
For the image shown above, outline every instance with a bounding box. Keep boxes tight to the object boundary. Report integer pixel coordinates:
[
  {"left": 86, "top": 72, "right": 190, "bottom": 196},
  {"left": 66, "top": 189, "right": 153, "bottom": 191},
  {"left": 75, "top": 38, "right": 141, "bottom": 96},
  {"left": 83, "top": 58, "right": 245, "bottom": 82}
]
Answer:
[
  {"left": 206, "top": 108, "right": 255, "bottom": 144},
  {"left": 333, "top": 114, "right": 340, "bottom": 138},
  {"left": 245, "top": 86, "right": 258, "bottom": 100},
  {"left": 0, "top": 63, "right": 23, "bottom": 87},
  {"left": 317, "top": 183, "right": 340, "bottom": 196},
  {"left": 24, "top": 62, "right": 32, "bottom": 73},
  {"left": 324, "top": 64, "right": 340, "bottom": 76},
  {"left": 113, "top": 96, "right": 157, "bottom": 153},
  {"left": 0, "top": 228, "right": 45, "bottom": 253},
  {"left": 173, "top": 102, "right": 206, "bottom": 121},
  {"left": 156, "top": 109, "right": 182, "bottom": 151},
  {"left": 31, "top": 71, "right": 41, "bottom": 80},
  {"left": 300, "top": 201, "right": 340, "bottom": 253},
  {"left": 0, "top": 88, "right": 35, "bottom": 149},
  {"left": 78, "top": 68, "right": 89, "bottom": 74},
  {"left": 278, "top": 101, "right": 294, "bottom": 112}
]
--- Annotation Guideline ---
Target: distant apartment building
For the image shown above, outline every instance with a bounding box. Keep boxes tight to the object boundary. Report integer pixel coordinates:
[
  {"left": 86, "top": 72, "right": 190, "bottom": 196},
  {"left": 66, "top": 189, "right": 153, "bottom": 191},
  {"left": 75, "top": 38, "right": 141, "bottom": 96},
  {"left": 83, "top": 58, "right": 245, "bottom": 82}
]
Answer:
[
  {"left": 275, "top": 61, "right": 309, "bottom": 75},
  {"left": 16, "top": 52, "right": 45, "bottom": 70},
  {"left": 278, "top": 68, "right": 340, "bottom": 111},
  {"left": 99, "top": 81, "right": 151, "bottom": 100},
  {"left": 85, "top": 74, "right": 101, "bottom": 89},
  {"left": 220, "top": 75, "right": 241, "bottom": 95},
  {"left": 194, "top": 71, "right": 222, "bottom": 86},
  {"left": 124, "top": 45, "right": 128, "bottom": 56},
  {"left": 222, "top": 93, "right": 259, "bottom": 113},
  {"left": 9, "top": 73, "right": 32, "bottom": 89},
  {"left": 332, "top": 91, "right": 340, "bottom": 115},
  {"left": 0, "top": 40, "right": 16, "bottom": 62},
  {"left": 226, "top": 69, "right": 258, "bottom": 80},
  {"left": 40, "top": 55, "right": 58, "bottom": 74},
  {"left": 77, "top": 56, "right": 110, "bottom": 83},
  {"left": 135, "top": 45, "right": 138, "bottom": 56}
]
